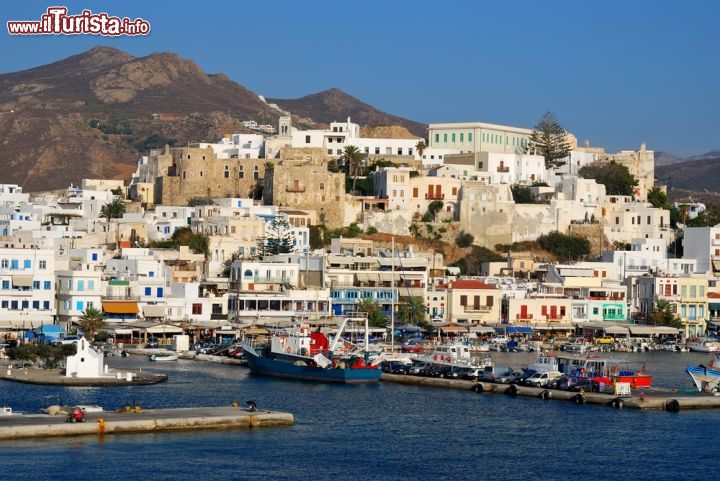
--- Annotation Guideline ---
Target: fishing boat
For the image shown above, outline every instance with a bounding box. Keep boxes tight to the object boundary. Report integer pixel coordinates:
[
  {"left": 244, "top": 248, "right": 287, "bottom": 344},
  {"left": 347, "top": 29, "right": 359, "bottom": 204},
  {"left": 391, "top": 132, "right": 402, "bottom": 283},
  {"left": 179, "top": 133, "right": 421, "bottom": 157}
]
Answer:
[
  {"left": 686, "top": 353, "right": 720, "bottom": 393},
  {"left": 417, "top": 340, "right": 493, "bottom": 368},
  {"left": 688, "top": 338, "right": 720, "bottom": 353},
  {"left": 149, "top": 352, "right": 178, "bottom": 362},
  {"left": 527, "top": 354, "right": 558, "bottom": 373},
  {"left": 242, "top": 316, "right": 381, "bottom": 384},
  {"left": 557, "top": 355, "right": 652, "bottom": 388}
]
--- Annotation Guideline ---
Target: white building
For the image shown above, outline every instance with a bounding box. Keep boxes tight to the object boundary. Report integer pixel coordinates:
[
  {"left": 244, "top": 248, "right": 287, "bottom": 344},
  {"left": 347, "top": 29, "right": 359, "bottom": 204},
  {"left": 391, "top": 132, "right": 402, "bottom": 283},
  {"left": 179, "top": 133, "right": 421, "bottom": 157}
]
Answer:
[
  {"left": 683, "top": 224, "right": 720, "bottom": 274},
  {"left": 428, "top": 121, "right": 533, "bottom": 154},
  {"left": 0, "top": 248, "right": 57, "bottom": 331},
  {"left": 65, "top": 337, "right": 105, "bottom": 378},
  {"left": 56, "top": 269, "right": 103, "bottom": 329}
]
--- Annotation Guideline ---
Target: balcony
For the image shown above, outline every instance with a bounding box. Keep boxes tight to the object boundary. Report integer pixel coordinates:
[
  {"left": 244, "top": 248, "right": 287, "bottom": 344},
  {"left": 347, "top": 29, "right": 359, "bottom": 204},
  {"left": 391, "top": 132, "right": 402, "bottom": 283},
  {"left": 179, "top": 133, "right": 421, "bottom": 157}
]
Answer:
[
  {"left": 286, "top": 185, "right": 306, "bottom": 193},
  {"left": 425, "top": 193, "right": 445, "bottom": 200},
  {"left": 496, "top": 166, "right": 510, "bottom": 173},
  {"left": 713, "top": 238, "right": 720, "bottom": 246},
  {"left": 463, "top": 305, "right": 492, "bottom": 313}
]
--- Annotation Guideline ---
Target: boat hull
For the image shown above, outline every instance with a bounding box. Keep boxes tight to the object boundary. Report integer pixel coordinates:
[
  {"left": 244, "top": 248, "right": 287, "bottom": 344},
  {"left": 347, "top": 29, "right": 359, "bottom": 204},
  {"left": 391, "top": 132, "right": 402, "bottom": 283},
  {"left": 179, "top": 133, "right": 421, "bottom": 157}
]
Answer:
[
  {"left": 686, "top": 365, "right": 720, "bottom": 392},
  {"left": 245, "top": 350, "right": 381, "bottom": 384}
]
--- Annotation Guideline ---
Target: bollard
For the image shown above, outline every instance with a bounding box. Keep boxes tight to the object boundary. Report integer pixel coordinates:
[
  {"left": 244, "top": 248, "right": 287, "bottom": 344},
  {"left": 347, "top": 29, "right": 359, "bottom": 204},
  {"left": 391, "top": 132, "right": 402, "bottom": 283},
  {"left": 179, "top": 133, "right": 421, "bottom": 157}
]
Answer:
[
  {"left": 98, "top": 418, "right": 106, "bottom": 433},
  {"left": 232, "top": 402, "right": 239, "bottom": 408}
]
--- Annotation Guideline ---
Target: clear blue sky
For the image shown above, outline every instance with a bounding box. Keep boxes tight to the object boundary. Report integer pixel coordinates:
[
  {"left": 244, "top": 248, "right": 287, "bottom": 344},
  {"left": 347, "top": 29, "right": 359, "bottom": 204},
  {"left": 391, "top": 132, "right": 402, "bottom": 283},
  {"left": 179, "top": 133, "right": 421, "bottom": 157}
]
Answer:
[{"left": 2, "top": 0, "right": 718, "bottom": 156}]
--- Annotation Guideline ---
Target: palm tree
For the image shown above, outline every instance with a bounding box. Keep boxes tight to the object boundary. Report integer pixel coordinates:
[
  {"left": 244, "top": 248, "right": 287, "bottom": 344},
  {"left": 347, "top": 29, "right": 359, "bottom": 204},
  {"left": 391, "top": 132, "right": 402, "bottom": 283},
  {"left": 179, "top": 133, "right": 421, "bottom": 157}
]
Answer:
[
  {"left": 649, "top": 300, "right": 683, "bottom": 329},
  {"left": 79, "top": 306, "right": 106, "bottom": 341},
  {"left": 358, "top": 297, "right": 387, "bottom": 327},
  {"left": 100, "top": 199, "right": 126, "bottom": 220},
  {"left": 415, "top": 140, "right": 427, "bottom": 159},
  {"left": 341, "top": 145, "right": 364, "bottom": 195}
]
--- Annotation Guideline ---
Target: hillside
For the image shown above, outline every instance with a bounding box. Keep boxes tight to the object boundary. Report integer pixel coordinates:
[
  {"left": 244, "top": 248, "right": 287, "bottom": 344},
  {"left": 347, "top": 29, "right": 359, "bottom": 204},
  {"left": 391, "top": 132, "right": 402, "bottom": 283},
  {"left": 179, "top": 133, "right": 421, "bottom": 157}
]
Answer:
[
  {"left": 0, "top": 47, "right": 427, "bottom": 192},
  {"left": 657, "top": 156, "right": 720, "bottom": 199},
  {"left": 268, "top": 88, "right": 427, "bottom": 138}
]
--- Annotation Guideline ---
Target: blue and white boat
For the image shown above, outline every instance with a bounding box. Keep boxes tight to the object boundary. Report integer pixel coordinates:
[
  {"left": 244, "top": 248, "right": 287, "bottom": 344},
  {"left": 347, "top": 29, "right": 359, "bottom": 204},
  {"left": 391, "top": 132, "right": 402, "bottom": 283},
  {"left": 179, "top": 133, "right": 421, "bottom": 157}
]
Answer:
[
  {"left": 686, "top": 353, "right": 720, "bottom": 393},
  {"left": 242, "top": 316, "right": 381, "bottom": 384}
]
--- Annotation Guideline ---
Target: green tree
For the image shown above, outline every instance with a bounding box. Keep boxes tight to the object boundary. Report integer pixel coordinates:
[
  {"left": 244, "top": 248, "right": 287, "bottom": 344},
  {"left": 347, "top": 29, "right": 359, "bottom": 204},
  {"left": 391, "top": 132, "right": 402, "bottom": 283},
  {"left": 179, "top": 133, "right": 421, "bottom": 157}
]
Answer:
[
  {"left": 537, "top": 231, "right": 590, "bottom": 261},
  {"left": 79, "top": 306, "right": 106, "bottom": 341},
  {"left": 456, "top": 231, "right": 475, "bottom": 248},
  {"left": 100, "top": 199, "right": 126, "bottom": 220},
  {"left": 649, "top": 300, "right": 683, "bottom": 329},
  {"left": 427, "top": 200, "right": 444, "bottom": 222},
  {"left": 647, "top": 187, "right": 670, "bottom": 209},
  {"left": 341, "top": 145, "right": 365, "bottom": 195},
  {"left": 685, "top": 202, "right": 720, "bottom": 227},
  {"left": 358, "top": 298, "right": 387, "bottom": 327},
  {"left": 579, "top": 161, "right": 639, "bottom": 196},
  {"left": 221, "top": 249, "right": 243, "bottom": 277},
  {"left": 257, "top": 216, "right": 296, "bottom": 257},
  {"left": 511, "top": 185, "right": 535, "bottom": 204},
  {"left": 110, "top": 187, "right": 124, "bottom": 198},
  {"left": 528, "top": 112, "right": 572, "bottom": 169},
  {"left": 398, "top": 296, "right": 426, "bottom": 325}
]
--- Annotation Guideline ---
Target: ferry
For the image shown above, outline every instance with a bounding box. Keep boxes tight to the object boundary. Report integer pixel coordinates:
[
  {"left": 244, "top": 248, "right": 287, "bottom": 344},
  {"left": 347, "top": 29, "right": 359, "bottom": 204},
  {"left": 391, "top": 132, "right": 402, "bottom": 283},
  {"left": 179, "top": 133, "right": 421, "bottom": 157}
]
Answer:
[
  {"left": 688, "top": 338, "right": 720, "bottom": 353},
  {"left": 686, "top": 353, "right": 720, "bottom": 393},
  {"left": 242, "top": 317, "right": 381, "bottom": 384},
  {"left": 527, "top": 354, "right": 558, "bottom": 373},
  {"left": 557, "top": 355, "right": 652, "bottom": 388}
]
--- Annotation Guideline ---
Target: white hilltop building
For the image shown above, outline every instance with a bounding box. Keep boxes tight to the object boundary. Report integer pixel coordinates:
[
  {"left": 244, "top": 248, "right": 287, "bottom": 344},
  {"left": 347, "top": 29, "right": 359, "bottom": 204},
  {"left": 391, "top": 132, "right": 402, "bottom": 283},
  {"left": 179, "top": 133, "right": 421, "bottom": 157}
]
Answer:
[{"left": 65, "top": 337, "right": 106, "bottom": 378}]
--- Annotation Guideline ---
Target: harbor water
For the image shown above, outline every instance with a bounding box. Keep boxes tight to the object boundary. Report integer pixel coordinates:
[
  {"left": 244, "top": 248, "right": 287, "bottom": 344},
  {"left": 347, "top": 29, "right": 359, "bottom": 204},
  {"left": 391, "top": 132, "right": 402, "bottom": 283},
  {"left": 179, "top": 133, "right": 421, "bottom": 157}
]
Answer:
[{"left": 1, "top": 352, "right": 719, "bottom": 481}]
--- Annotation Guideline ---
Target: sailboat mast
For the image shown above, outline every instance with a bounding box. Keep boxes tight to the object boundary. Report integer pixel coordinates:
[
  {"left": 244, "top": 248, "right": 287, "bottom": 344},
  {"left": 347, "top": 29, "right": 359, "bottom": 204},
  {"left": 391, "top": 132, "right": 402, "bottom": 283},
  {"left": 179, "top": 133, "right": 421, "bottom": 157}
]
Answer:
[{"left": 391, "top": 236, "right": 395, "bottom": 353}]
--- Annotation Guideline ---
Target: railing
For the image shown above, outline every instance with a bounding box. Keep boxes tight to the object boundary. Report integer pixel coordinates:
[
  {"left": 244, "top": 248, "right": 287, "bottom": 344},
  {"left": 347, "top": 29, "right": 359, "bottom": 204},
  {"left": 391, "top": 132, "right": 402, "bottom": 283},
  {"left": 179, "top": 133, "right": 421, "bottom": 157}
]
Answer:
[
  {"left": 286, "top": 185, "right": 306, "bottom": 193},
  {"left": 497, "top": 166, "right": 510, "bottom": 173},
  {"left": 464, "top": 305, "right": 492, "bottom": 313},
  {"left": 424, "top": 193, "right": 445, "bottom": 200}
]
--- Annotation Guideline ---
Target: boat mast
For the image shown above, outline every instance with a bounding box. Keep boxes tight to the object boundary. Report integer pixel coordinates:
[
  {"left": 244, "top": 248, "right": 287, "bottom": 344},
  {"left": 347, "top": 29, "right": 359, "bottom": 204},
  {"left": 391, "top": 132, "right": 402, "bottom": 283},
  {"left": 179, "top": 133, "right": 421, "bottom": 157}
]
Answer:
[{"left": 391, "top": 236, "right": 395, "bottom": 353}]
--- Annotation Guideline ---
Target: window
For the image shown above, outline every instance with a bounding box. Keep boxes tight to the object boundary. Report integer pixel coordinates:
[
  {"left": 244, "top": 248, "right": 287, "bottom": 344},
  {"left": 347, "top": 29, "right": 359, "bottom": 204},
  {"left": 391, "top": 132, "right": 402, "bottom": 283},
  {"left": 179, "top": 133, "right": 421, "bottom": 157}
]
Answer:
[
  {"left": 43, "top": 301, "right": 50, "bottom": 310},
  {"left": 10, "top": 259, "right": 18, "bottom": 270},
  {"left": 375, "top": 147, "right": 380, "bottom": 155},
  {"left": 21, "top": 300, "right": 29, "bottom": 310},
  {"left": 92, "top": 253, "right": 98, "bottom": 261},
  {"left": 305, "top": 135, "right": 311, "bottom": 144},
  {"left": 192, "top": 303, "right": 202, "bottom": 315},
  {"left": 690, "top": 285, "right": 697, "bottom": 298},
  {"left": 44, "top": 281, "right": 51, "bottom": 290},
  {"left": 413, "top": 188, "right": 418, "bottom": 198},
  {"left": 239, "top": 171, "right": 244, "bottom": 179},
  {"left": 434, "top": 134, "right": 439, "bottom": 143},
  {"left": 0, "top": 301, "right": 6, "bottom": 309},
  {"left": 39, "top": 260, "right": 47, "bottom": 269},
  {"left": 148, "top": 271, "right": 155, "bottom": 278},
  {"left": 32, "top": 301, "right": 39, "bottom": 310},
  {"left": 32, "top": 281, "right": 40, "bottom": 289},
  {"left": 10, "top": 301, "right": 18, "bottom": 310},
  {"left": 78, "top": 280, "right": 85, "bottom": 291},
  {"left": 145, "top": 287, "right": 152, "bottom": 296},
  {"left": 451, "top": 133, "right": 456, "bottom": 142},
  {"left": 157, "top": 287, "right": 164, "bottom": 297},
  {"left": 76, "top": 301, "right": 84, "bottom": 311},
  {"left": 1, "top": 280, "right": 9, "bottom": 289},
  {"left": 88, "top": 280, "right": 95, "bottom": 290},
  {"left": 328, "top": 137, "right": 333, "bottom": 143},
  {"left": 320, "top": 182, "right": 325, "bottom": 190},
  {"left": 443, "top": 133, "right": 448, "bottom": 142},
  {"left": 468, "top": 133, "right": 472, "bottom": 142},
  {"left": 0, "top": 259, "right": 6, "bottom": 268},
  {"left": 460, "top": 133, "right": 464, "bottom": 142},
  {"left": 681, "top": 286, "right": 687, "bottom": 297}
]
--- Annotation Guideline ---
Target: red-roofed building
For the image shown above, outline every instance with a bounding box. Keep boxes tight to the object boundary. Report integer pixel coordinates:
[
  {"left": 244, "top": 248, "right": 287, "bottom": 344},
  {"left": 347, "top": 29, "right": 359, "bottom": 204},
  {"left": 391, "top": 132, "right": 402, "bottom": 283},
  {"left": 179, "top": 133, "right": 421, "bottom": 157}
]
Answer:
[{"left": 445, "top": 279, "right": 501, "bottom": 325}]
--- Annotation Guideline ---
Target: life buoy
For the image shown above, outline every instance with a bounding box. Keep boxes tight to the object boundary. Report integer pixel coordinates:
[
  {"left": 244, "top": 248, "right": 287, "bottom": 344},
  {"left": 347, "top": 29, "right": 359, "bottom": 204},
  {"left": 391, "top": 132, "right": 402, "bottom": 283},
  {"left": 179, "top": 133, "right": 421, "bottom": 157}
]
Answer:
[
  {"left": 447, "top": 356, "right": 452, "bottom": 362},
  {"left": 711, "top": 360, "right": 715, "bottom": 368},
  {"left": 580, "top": 368, "right": 586, "bottom": 375},
  {"left": 540, "top": 390, "right": 552, "bottom": 400},
  {"left": 474, "top": 383, "right": 485, "bottom": 393},
  {"left": 611, "top": 366, "right": 617, "bottom": 374},
  {"left": 665, "top": 399, "right": 680, "bottom": 412},
  {"left": 286, "top": 347, "right": 291, "bottom": 353},
  {"left": 574, "top": 393, "right": 586, "bottom": 405},
  {"left": 641, "top": 366, "right": 648, "bottom": 374},
  {"left": 611, "top": 398, "right": 624, "bottom": 409},
  {"left": 433, "top": 355, "right": 438, "bottom": 361},
  {"left": 506, "top": 384, "right": 519, "bottom": 396}
]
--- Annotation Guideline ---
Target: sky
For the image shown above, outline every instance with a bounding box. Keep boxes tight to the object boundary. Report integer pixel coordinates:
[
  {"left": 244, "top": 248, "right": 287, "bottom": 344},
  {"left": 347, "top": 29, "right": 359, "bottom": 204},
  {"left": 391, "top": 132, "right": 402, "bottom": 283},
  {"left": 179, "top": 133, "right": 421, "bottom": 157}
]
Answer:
[{"left": 1, "top": 0, "right": 718, "bottom": 157}]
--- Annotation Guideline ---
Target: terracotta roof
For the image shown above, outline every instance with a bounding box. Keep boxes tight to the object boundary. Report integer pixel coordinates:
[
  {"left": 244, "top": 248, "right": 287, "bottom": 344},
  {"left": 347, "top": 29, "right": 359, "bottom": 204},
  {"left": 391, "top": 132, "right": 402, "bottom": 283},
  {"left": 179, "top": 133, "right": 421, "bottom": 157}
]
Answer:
[
  {"left": 446, "top": 279, "right": 497, "bottom": 290},
  {"left": 708, "top": 292, "right": 720, "bottom": 299}
]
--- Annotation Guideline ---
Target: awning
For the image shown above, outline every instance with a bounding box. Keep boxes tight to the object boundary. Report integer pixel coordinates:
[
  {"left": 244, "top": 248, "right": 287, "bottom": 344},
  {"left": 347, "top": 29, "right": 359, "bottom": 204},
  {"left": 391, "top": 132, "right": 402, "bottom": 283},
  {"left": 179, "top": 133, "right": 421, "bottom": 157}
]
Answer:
[
  {"left": 142, "top": 305, "right": 166, "bottom": 318},
  {"left": 534, "top": 323, "right": 574, "bottom": 331},
  {"left": 652, "top": 326, "right": 679, "bottom": 335},
  {"left": 12, "top": 275, "right": 33, "bottom": 287},
  {"left": 103, "top": 301, "right": 139, "bottom": 314},
  {"left": 503, "top": 326, "right": 533, "bottom": 334},
  {"left": 628, "top": 325, "right": 659, "bottom": 335},
  {"left": 603, "top": 325, "right": 630, "bottom": 335},
  {"left": 144, "top": 324, "right": 183, "bottom": 334},
  {"left": 242, "top": 327, "right": 270, "bottom": 335},
  {"left": 469, "top": 326, "right": 496, "bottom": 334},
  {"left": 439, "top": 323, "right": 469, "bottom": 333}
]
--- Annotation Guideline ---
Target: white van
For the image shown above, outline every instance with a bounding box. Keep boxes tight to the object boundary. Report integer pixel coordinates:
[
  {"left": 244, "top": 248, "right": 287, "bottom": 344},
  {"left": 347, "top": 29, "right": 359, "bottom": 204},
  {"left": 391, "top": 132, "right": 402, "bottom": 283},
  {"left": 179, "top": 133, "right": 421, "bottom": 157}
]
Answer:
[{"left": 523, "top": 371, "right": 562, "bottom": 387}]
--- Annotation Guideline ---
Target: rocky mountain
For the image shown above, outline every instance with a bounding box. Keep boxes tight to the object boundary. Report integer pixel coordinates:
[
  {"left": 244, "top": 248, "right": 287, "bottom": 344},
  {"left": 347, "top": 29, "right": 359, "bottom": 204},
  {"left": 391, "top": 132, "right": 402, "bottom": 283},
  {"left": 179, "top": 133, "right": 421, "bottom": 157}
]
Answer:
[
  {"left": 268, "top": 88, "right": 426, "bottom": 138},
  {"left": 657, "top": 156, "right": 720, "bottom": 196},
  {"left": 0, "top": 47, "right": 427, "bottom": 191},
  {"left": 654, "top": 151, "right": 684, "bottom": 167}
]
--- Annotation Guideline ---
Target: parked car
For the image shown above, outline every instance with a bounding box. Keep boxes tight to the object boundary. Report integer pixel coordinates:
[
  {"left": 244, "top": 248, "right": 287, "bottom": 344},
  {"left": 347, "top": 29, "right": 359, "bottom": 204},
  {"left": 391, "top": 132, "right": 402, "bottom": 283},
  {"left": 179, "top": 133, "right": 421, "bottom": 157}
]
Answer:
[
  {"left": 145, "top": 337, "right": 160, "bottom": 349},
  {"left": 53, "top": 336, "right": 81, "bottom": 346},
  {"left": 446, "top": 367, "right": 470, "bottom": 379},
  {"left": 595, "top": 336, "right": 615, "bottom": 345},
  {"left": 522, "top": 371, "right": 563, "bottom": 387},
  {"left": 496, "top": 369, "right": 524, "bottom": 384},
  {"left": 429, "top": 365, "right": 454, "bottom": 378},
  {"left": 490, "top": 336, "right": 510, "bottom": 345},
  {"left": 462, "top": 367, "right": 483, "bottom": 381},
  {"left": 408, "top": 362, "right": 433, "bottom": 376},
  {"left": 478, "top": 365, "right": 513, "bottom": 382},
  {"left": 381, "top": 361, "right": 410, "bottom": 374}
]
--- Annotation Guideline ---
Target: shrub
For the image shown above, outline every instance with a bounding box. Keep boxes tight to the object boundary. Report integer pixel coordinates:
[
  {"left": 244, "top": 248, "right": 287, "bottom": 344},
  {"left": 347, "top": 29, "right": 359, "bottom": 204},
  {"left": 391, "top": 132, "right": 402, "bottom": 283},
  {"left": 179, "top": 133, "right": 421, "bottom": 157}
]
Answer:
[
  {"left": 456, "top": 231, "right": 475, "bottom": 247},
  {"left": 537, "top": 232, "right": 590, "bottom": 261},
  {"left": 366, "top": 226, "right": 378, "bottom": 234}
]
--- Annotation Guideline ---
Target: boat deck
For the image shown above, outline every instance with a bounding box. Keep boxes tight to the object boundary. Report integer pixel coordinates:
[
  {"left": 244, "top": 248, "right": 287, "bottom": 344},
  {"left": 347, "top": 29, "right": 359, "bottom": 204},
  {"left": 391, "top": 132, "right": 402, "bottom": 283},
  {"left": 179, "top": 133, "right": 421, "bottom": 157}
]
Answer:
[
  {"left": 381, "top": 373, "right": 720, "bottom": 411},
  {"left": 0, "top": 406, "right": 294, "bottom": 440}
]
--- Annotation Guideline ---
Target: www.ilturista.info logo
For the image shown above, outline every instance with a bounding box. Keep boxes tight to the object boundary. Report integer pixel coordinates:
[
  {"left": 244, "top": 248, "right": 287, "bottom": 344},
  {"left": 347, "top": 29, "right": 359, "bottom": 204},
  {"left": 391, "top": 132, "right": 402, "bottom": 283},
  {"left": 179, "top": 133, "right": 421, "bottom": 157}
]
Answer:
[{"left": 7, "top": 6, "right": 150, "bottom": 36}]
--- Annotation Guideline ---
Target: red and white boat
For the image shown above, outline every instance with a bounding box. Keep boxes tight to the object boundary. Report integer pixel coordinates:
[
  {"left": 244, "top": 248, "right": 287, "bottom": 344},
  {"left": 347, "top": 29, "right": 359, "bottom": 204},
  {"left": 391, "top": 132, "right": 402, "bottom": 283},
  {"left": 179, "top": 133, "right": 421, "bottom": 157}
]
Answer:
[{"left": 557, "top": 355, "right": 652, "bottom": 388}]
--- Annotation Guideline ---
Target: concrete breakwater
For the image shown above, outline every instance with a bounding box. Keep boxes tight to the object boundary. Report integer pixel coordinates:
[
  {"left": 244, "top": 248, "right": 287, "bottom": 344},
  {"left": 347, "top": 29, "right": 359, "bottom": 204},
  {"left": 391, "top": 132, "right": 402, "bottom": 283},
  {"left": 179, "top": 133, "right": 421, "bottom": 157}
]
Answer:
[
  {"left": 0, "top": 406, "right": 294, "bottom": 440},
  {"left": 380, "top": 373, "right": 720, "bottom": 412},
  {"left": 0, "top": 367, "right": 167, "bottom": 386}
]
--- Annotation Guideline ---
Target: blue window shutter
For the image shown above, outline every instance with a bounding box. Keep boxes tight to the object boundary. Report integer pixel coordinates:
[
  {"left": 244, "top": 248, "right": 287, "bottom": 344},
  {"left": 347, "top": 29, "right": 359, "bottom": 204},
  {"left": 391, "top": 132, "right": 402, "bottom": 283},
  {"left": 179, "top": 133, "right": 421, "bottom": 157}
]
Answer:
[
  {"left": 24, "top": 260, "right": 31, "bottom": 269},
  {"left": 157, "top": 287, "right": 164, "bottom": 298},
  {"left": 145, "top": 287, "right": 151, "bottom": 296}
]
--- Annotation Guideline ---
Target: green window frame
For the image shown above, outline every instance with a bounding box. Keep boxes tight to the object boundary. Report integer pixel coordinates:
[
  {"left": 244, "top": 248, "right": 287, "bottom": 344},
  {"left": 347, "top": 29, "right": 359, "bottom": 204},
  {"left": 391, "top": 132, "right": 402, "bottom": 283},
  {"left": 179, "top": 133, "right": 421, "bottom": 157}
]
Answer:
[
  {"left": 460, "top": 133, "right": 464, "bottom": 142},
  {"left": 468, "top": 133, "right": 473, "bottom": 142},
  {"left": 443, "top": 133, "right": 447, "bottom": 142},
  {"left": 451, "top": 133, "right": 456, "bottom": 142},
  {"left": 434, "top": 134, "right": 439, "bottom": 143}
]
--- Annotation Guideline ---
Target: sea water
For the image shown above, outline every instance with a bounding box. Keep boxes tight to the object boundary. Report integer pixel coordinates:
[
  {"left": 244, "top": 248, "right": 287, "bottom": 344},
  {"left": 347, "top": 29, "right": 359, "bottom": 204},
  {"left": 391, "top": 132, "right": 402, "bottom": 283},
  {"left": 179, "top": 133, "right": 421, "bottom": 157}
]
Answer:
[{"left": 1, "top": 352, "right": 718, "bottom": 481}]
